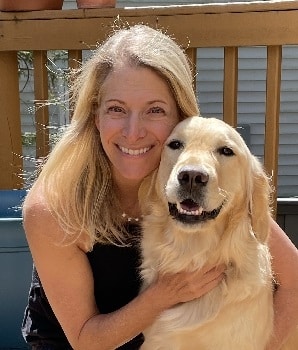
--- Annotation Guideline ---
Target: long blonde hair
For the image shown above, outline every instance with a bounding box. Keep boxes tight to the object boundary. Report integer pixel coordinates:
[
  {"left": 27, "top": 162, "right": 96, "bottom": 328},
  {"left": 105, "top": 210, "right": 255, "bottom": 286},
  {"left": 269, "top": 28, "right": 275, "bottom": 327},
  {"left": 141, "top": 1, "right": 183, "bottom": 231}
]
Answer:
[{"left": 31, "top": 24, "right": 199, "bottom": 246}]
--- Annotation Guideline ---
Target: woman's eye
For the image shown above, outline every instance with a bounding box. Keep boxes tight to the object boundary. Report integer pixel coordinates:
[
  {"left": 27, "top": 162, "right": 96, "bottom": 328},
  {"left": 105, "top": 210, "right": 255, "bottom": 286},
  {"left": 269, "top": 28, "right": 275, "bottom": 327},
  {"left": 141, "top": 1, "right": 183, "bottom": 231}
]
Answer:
[
  {"left": 107, "top": 106, "right": 126, "bottom": 115},
  {"left": 108, "top": 106, "right": 123, "bottom": 113},
  {"left": 167, "top": 140, "right": 183, "bottom": 150},
  {"left": 218, "top": 146, "right": 235, "bottom": 156},
  {"left": 149, "top": 106, "right": 165, "bottom": 114}
]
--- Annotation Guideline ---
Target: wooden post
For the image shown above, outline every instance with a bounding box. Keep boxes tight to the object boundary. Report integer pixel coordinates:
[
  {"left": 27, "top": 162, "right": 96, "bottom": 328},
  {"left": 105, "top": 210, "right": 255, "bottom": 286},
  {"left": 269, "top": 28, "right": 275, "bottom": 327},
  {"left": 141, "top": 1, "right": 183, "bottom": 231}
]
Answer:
[
  {"left": 185, "top": 47, "right": 197, "bottom": 93},
  {"left": 223, "top": 47, "right": 238, "bottom": 127},
  {"left": 265, "top": 45, "right": 282, "bottom": 217},
  {"left": 68, "top": 50, "right": 82, "bottom": 119},
  {"left": 0, "top": 51, "right": 23, "bottom": 189},
  {"left": 33, "top": 50, "right": 50, "bottom": 159}
]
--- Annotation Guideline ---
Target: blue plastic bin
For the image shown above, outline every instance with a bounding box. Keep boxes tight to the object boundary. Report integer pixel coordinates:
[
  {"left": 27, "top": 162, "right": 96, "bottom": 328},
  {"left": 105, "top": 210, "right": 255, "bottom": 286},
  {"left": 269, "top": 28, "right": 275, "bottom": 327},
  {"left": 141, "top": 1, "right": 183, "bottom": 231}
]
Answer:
[{"left": 0, "top": 190, "right": 31, "bottom": 349}]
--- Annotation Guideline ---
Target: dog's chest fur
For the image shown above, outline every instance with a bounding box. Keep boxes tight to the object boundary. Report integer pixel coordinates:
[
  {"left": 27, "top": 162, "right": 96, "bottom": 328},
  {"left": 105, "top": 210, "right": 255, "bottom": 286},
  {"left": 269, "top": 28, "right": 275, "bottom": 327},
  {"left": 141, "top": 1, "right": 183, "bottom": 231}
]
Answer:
[{"left": 140, "top": 213, "right": 273, "bottom": 350}]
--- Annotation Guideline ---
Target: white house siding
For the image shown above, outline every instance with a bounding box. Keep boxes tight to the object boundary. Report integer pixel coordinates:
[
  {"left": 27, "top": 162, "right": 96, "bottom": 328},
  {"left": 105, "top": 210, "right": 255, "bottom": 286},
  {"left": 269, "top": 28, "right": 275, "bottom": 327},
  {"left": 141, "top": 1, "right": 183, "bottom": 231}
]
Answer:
[
  {"left": 197, "top": 45, "right": 298, "bottom": 197},
  {"left": 20, "top": 0, "right": 298, "bottom": 197},
  {"left": 279, "top": 47, "right": 298, "bottom": 196}
]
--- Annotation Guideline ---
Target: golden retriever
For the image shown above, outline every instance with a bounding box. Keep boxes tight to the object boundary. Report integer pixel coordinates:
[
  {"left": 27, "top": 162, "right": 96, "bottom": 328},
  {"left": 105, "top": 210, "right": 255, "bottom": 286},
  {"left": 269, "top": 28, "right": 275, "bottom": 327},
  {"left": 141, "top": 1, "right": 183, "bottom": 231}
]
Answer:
[{"left": 139, "top": 116, "right": 297, "bottom": 350}]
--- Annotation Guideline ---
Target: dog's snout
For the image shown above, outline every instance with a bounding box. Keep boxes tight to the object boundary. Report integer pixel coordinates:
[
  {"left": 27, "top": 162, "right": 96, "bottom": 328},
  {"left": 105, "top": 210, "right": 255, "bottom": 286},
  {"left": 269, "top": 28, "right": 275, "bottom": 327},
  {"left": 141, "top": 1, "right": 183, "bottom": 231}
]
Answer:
[{"left": 178, "top": 169, "right": 209, "bottom": 189}]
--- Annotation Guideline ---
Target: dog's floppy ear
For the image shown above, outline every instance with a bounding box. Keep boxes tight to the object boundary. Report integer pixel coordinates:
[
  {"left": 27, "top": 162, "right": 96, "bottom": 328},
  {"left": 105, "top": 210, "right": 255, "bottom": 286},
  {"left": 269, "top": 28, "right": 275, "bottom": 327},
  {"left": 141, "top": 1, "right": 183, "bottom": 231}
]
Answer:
[
  {"left": 138, "top": 170, "right": 158, "bottom": 216},
  {"left": 249, "top": 156, "right": 272, "bottom": 243}
]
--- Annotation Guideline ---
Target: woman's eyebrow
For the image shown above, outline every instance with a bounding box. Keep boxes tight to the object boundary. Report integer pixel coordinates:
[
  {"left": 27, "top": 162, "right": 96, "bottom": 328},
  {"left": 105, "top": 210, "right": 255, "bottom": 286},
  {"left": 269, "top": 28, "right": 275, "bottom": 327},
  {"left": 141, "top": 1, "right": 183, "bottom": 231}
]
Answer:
[
  {"left": 104, "top": 99, "right": 125, "bottom": 104},
  {"left": 104, "top": 99, "right": 168, "bottom": 105},
  {"left": 147, "top": 99, "right": 168, "bottom": 105}
]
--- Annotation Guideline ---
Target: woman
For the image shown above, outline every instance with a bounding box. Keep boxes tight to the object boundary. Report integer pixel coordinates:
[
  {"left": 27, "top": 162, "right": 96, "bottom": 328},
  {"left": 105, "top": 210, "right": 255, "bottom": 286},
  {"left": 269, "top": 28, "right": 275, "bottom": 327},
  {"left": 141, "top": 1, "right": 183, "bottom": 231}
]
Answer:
[{"left": 22, "top": 25, "right": 298, "bottom": 350}]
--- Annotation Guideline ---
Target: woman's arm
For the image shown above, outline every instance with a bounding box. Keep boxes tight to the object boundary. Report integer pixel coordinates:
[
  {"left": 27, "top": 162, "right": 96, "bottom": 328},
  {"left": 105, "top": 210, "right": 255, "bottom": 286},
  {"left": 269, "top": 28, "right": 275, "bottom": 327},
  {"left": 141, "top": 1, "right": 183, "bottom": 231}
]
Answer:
[
  {"left": 23, "top": 188, "right": 225, "bottom": 350},
  {"left": 78, "top": 265, "right": 224, "bottom": 349},
  {"left": 266, "top": 218, "right": 298, "bottom": 350}
]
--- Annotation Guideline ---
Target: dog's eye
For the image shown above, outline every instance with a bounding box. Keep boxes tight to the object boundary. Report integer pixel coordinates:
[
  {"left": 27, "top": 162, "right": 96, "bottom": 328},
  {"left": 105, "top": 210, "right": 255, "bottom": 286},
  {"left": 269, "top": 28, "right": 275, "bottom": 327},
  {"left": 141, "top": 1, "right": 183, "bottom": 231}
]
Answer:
[
  {"left": 167, "top": 140, "right": 183, "bottom": 150},
  {"left": 218, "top": 146, "right": 235, "bottom": 156}
]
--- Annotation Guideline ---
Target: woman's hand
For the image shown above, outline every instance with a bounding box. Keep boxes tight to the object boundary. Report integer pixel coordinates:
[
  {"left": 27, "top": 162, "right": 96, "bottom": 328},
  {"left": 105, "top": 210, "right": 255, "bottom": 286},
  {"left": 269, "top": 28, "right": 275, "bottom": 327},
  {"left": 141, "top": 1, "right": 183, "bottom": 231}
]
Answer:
[{"left": 150, "top": 264, "right": 226, "bottom": 309}]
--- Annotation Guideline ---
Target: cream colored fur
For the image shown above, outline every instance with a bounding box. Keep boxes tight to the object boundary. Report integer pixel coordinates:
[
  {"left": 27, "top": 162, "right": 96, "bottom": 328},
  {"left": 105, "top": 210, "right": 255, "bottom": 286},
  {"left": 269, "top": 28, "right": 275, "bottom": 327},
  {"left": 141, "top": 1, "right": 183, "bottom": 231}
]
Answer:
[{"left": 139, "top": 116, "right": 297, "bottom": 350}]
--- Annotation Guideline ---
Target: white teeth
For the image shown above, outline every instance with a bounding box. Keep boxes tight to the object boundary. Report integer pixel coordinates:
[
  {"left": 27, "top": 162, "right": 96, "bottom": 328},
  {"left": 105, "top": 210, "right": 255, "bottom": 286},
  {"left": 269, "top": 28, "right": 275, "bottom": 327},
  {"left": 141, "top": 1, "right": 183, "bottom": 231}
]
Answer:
[
  {"left": 177, "top": 203, "right": 203, "bottom": 216},
  {"left": 119, "top": 146, "right": 150, "bottom": 155}
]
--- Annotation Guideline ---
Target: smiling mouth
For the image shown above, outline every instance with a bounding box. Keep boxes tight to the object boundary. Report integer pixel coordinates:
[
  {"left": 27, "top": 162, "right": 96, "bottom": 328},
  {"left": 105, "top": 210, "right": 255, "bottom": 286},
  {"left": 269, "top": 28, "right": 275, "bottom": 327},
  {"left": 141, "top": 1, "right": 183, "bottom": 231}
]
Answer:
[
  {"left": 118, "top": 145, "right": 151, "bottom": 156},
  {"left": 168, "top": 199, "right": 224, "bottom": 224}
]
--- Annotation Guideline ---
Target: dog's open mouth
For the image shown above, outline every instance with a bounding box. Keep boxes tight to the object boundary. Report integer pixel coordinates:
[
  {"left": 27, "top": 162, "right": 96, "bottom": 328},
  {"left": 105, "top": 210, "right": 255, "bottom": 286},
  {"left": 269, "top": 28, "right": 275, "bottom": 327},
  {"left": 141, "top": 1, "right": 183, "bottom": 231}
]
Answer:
[{"left": 168, "top": 199, "right": 224, "bottom": 224}]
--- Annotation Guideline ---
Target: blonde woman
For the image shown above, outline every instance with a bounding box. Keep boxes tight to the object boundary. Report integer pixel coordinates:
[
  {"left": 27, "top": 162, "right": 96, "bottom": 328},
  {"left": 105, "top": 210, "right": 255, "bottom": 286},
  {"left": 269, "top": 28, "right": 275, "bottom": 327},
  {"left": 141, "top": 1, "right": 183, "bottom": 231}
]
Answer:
[{"left": 22, "top": 25, "right": 298, "bottom": 350}]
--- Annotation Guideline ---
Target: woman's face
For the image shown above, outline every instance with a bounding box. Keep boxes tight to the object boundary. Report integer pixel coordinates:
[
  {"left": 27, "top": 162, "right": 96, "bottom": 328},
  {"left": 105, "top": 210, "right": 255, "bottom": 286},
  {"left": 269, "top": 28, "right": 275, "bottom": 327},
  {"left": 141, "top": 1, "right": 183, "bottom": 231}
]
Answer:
[{"left": 95, "top": 65, "right": 179, "bottom": 186}]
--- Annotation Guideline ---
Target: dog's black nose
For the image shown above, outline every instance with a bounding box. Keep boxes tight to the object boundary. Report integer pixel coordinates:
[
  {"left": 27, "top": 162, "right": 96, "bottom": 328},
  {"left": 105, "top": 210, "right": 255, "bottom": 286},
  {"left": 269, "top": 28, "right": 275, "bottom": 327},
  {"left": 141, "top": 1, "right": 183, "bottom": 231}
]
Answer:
[{"left": 178, "top": 169, "right": 209, "bottom": 189}]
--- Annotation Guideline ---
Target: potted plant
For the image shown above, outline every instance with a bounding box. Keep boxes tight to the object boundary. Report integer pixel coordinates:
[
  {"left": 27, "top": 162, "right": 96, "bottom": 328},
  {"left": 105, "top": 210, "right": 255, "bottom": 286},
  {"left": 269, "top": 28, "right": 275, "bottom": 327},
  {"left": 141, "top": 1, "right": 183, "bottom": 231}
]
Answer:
[
  {"left": 76, "top": 0, "right": 116, "bottom": 9},
  {"left": 0, "top": 0, "right": 63, "bottom": 11}
]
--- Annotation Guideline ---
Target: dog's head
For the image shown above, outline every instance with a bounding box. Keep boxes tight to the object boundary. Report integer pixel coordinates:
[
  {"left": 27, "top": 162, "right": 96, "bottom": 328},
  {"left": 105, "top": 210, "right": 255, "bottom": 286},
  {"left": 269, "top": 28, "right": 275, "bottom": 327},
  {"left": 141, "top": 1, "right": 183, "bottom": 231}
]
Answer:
[{"left": 140, "top": 116, "right": 272, "bottom": 241}]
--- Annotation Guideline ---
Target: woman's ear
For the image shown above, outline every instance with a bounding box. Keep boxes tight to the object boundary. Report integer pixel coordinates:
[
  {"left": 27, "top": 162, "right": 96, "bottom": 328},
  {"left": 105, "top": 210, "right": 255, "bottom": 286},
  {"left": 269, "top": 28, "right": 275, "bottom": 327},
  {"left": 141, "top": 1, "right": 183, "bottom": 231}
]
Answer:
[{"left": 249, "top": 156, "right": 273, "bottom": 243}]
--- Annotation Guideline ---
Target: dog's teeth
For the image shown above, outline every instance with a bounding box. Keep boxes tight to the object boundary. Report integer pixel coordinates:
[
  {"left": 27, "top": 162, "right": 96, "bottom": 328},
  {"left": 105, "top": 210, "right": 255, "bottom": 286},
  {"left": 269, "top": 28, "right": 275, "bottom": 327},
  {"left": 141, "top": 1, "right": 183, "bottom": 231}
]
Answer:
[
  {"left": 177, "top": 204, "right": 204, "bottom": 216},
  {"left": 193, "top": 207, "right": 203, "bottom": 216}
]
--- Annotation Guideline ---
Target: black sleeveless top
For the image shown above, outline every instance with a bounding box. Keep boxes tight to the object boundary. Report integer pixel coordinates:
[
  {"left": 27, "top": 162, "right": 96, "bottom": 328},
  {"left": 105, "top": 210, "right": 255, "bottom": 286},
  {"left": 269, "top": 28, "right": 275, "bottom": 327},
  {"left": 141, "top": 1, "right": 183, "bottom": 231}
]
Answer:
[{"left": 22, "top": 224, "right": 144, "bottom": 349}]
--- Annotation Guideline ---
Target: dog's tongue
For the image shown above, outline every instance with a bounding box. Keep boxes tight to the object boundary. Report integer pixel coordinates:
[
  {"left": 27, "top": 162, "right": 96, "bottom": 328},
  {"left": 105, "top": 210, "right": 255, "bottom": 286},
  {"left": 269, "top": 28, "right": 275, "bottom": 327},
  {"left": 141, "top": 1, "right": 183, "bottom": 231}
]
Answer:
[{"left": 180, "top": 199, "right": 202, "bottom": 212}]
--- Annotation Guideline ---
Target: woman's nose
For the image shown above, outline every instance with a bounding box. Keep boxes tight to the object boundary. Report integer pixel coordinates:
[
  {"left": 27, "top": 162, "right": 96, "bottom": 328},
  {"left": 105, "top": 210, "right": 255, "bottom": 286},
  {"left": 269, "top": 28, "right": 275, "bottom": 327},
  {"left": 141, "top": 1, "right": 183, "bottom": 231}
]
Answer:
[{"left": 122, "top": 113, "right": 146, "bottom": 141}]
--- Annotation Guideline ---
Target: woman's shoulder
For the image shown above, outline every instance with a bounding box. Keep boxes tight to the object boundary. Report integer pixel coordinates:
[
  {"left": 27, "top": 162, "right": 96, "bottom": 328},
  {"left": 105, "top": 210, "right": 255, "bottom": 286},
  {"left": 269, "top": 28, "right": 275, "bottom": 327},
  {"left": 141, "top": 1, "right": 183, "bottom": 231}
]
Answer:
[
  {"left": 22, "top": 185, "right": 60, "bottom": 244},
  {"left": 23, "top": 183, "right": 59, "bottom": 235},
  {"left": 23, "top": 183, "right": 91, "bottom": 252},
  {"left": 23, "top": 184, "right": 51, "bottom": 220}
]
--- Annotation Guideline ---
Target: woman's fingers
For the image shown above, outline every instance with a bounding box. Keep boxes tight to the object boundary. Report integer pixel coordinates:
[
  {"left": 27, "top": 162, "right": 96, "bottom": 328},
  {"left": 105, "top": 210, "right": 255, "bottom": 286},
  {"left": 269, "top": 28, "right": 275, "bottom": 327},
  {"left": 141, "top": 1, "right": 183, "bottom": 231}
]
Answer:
[
  {"left": 192, "top": 266, "right": 226, "bottom": 300},
  {"left": 155, "top": 264, "right": 226, "bottom": 307}
]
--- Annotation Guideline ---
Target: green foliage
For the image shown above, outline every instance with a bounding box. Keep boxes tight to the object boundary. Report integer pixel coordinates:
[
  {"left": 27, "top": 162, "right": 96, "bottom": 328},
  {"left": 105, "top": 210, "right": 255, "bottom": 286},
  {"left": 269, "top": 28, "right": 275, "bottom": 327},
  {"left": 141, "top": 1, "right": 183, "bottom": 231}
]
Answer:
[
  {"left": 17, "top": 50, "right": 68, "bottom": 92},
  {"left": 22, "top": 132, "right": 36, "bottom": 146},
  {"left": 19, "top": 50, "right": 69, "bottom": 146}
]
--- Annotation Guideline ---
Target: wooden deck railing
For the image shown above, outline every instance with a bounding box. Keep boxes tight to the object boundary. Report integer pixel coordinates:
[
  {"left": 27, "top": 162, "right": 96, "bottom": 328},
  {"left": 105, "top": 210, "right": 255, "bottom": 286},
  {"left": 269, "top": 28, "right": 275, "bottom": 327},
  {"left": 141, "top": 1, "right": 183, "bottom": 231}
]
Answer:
[{"left": 1, "top": 0, "right": 298, "bottom": 211}]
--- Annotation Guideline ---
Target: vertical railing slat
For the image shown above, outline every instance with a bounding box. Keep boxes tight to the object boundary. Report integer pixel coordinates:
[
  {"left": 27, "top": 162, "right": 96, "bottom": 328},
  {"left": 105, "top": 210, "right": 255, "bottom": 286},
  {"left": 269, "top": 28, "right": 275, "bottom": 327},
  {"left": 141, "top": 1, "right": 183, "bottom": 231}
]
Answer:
[
  {"left": 223, "top": 47, "right": 238, "bottom": 127},
  {"left": 265, "top": 45, "right": 282, "bottom": 216},
  {"left": 185, "top": 48, "right": 197, "bottom": 94},
  {"left": 0, "top": 51, "right": 23, "bottom": 189},
  {"left": 68, "top": 50, "right": 83, "bottom": 118},
  {"left": 68, "top": 50, "right": 82, "bottom": 70},
  {"left": 33, "top": 50, "right": 50, "bottom": 159}
]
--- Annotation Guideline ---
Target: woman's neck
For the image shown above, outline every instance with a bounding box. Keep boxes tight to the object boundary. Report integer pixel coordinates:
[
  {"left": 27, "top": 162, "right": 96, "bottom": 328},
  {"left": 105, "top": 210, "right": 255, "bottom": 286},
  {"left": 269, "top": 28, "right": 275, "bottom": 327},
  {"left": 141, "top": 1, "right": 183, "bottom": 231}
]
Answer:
[{"left": 115, "top": 179, "right": 142, "bottom": 217}]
